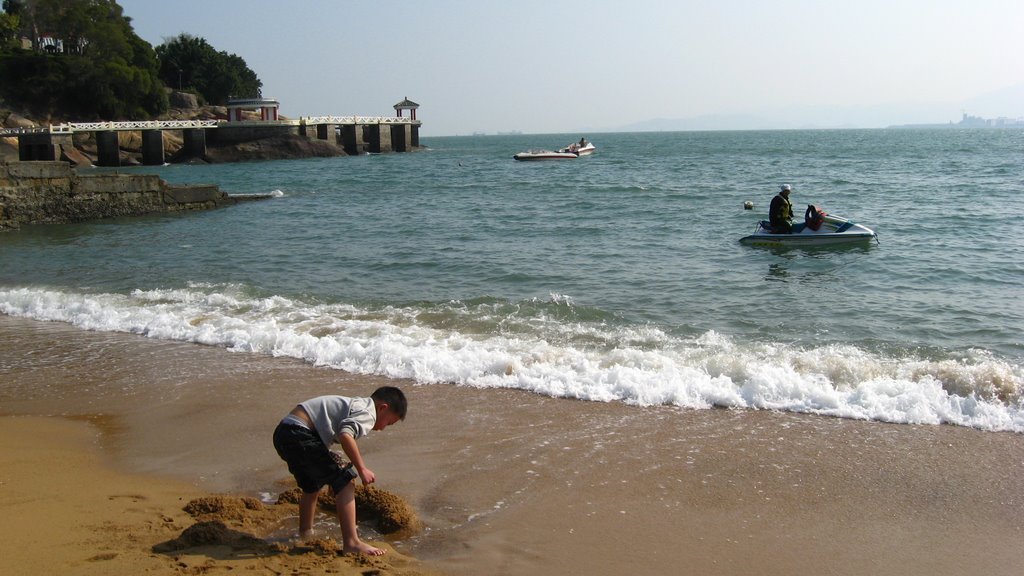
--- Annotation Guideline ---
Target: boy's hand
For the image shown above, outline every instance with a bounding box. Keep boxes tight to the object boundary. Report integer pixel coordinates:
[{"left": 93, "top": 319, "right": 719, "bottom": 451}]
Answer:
[{"left": 358, "top": 467, "right": 376, "bottom": 485}]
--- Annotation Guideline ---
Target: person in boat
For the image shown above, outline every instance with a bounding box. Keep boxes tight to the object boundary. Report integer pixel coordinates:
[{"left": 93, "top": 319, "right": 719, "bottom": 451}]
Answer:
[
  {"left": 579, "top": 137, "right": 587, "bottom": 147},
  {"left": 769, "top": 184, "right": 794, "bottom": 234}
]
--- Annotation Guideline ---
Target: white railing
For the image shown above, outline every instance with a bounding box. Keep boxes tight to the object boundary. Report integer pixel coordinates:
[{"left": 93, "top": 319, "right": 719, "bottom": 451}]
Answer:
[
  {"left": 302, "top": 116, "right": 419, "bottom": 125},
  {"left": 60, "top": 120, "right": 220, "bottom": 131},
  {"left": 0, "top": 126, "right": 52, "bottom": 135},
  {"left": 0, "top": 120, "right": 219, "bottom": 135}
]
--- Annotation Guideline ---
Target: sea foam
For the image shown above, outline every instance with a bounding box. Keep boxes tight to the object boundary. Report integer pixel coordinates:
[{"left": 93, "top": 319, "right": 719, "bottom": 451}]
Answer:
[{"left": 2, "top": 285, "right": 1021, "bottom": 432}]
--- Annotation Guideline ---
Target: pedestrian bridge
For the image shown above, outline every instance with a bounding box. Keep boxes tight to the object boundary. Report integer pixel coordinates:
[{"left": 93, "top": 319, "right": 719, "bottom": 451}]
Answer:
[{"left": 2, "top": 116, "right": 421, "bottom": 165}]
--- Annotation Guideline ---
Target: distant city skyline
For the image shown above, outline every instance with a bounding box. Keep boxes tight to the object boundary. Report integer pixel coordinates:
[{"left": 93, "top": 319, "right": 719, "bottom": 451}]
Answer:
[{"left": 117, "top": 0, "right": 1024, "bottom": 136}]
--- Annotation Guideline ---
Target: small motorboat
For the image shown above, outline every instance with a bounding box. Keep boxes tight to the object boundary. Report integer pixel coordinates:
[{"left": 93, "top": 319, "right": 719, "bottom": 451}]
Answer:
[
  {"left": 561, "top": 140, "right": 596, "bottom": 156},
  {"left": 740, "top": 205, "right": 877, "bottom": 246},
  {"left": 513, "top": 148, "right": 579, "bottom": 161},
  {"left": 513, "top": 139, "right": 595, "bottom": 161}
]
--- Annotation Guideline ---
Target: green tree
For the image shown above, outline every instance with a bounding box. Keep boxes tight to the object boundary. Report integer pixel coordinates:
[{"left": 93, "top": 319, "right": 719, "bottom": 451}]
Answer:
[
  {"left": 0, "top": 1, "right": 24, "bottom": 51},
  {"left": 0, "top": 0, "right": 166, "bottom": 119},
  {"left": 155, "top": 33, "right": 262, "bottom": 105}
]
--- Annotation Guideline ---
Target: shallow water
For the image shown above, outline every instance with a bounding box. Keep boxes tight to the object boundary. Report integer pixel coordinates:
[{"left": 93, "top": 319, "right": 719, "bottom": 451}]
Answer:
[{"left": 2, "top": 129, "right": 1022, "bottom": 432}]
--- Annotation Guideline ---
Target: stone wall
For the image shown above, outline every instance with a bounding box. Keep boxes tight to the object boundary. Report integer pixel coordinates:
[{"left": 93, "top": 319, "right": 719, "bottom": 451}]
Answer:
[
  {"left": 0, "top": 161, "right": 258, "bottom": 230},
  {"left": 207, "top": 123, "right": 300, "bottom": 145}
]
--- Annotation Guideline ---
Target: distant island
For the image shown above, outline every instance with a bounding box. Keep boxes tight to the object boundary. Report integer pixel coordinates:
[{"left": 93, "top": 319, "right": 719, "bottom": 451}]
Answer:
[{"left": 888, "top": 113, "right": 1024, "bottom": 130}]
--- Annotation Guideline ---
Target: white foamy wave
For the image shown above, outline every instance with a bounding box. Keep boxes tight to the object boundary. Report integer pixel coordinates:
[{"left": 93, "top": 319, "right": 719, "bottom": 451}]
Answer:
[
  {"left": 2, "top": 286, "right": 1021, "bottom": 433},
  {"left": 269, "top": 189, "right": 285, "bottom": 197}
]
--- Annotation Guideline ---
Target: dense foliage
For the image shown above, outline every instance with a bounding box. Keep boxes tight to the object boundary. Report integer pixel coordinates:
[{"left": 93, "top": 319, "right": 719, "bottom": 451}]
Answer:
[
  {"left": 0, "top": 1, "right": 263, "bottom": 121},
  {"left": 0, "top": 0, "right": 166, "bottom": 120},
  {"left": 155, "top": 34, "right": 262, "bottom": 105}
]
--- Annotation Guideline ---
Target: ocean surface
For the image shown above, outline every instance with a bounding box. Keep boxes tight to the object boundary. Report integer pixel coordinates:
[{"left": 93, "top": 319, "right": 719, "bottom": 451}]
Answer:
[{"left": 2, "top": 129, "right": 1023, "bottom": 432}]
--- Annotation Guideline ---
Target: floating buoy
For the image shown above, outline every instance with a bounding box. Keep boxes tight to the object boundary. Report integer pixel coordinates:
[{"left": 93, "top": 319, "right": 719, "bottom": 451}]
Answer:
[{"left": 743, "top": 201, "right": 754, "bottom": 210}]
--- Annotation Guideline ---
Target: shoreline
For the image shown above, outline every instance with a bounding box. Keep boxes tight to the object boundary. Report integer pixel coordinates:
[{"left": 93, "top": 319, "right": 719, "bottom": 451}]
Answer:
[{"left": 2, "top": 314, "right": 1023, "bottom": 575}]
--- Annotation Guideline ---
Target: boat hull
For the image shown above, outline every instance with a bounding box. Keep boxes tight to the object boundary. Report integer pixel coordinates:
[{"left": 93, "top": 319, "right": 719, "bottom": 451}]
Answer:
[{"left": 513, "top": 150, "right": 578, "bottom": 161}]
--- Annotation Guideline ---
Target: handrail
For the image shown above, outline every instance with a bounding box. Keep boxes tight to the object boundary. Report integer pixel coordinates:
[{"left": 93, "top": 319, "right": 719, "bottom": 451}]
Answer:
[
  {"left": 0, "top": 120, "right": 218, "bottom": 135},
  {"left": 61, "top": 120, "right": 220, "bottom": 131},
  {"left": 301, "top": 116, "right": 419, "bottom": 125},
  {"left": 0, "top": 126, "right": 52, "bottom": 135}
]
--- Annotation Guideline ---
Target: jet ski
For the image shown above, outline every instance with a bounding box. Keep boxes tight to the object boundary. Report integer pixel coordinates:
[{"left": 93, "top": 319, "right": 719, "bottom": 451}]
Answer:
[{"left": 740, "top": 205, "right": 877, "bottom": 245}]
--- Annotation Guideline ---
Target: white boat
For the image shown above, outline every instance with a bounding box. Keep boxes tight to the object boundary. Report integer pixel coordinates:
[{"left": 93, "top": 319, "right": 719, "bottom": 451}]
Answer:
[
  {"left": 740, "top": 205, "right": 877, "bottom": 246},
  {"left": 561, "top": 141, "right": 596, "bottom": 156},
  {"left": 513, "top": 139, "right": 595, "bottom": 161},
  {"left": 513, "top": 148, "right": 579, "bottom": 161}
]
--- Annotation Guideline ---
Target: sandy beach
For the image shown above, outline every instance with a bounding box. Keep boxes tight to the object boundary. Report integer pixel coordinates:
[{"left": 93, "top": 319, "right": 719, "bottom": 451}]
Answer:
[{"left": 2, "top": 314, "right": 1023, "bottom": 575}]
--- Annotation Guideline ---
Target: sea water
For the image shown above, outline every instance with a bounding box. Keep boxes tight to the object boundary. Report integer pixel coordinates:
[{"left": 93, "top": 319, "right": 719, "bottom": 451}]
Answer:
[{"left": 2, "top": 129, "right": 1022, "bottom": 432}]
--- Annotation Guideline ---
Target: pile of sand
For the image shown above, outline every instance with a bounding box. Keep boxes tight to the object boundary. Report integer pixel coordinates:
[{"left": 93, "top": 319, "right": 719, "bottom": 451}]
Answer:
[
  {"left": 155, "top": 485, "right": 420, "bottom": 557},
  {"left": 276, "top": 484, "right": 421, "bottom": 535},
  {"left": 154, "top": 520, "right": 274, "bottom": 552},
  {"left": 356, "top": 485, "right": 422, "bottom": 535}
]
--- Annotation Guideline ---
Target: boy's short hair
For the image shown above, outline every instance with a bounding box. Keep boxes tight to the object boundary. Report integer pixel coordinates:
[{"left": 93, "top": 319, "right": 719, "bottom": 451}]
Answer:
[{"left": 371, "top": 386, "right": 407, "bottom": 420}]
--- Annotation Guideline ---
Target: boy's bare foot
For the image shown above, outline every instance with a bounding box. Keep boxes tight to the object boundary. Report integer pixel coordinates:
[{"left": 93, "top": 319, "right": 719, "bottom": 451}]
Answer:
[
  {"left": 298, "top": 529, "right": 316, "bottom": 540},
  {"left": 344, "top": 541, "right": 386, "bottom": 556}
]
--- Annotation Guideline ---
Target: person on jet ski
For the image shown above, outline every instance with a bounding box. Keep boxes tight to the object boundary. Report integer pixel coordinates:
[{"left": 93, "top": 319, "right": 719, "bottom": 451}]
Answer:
[{"left": 769, "top": 184, "right": 794, "bottom": 234}]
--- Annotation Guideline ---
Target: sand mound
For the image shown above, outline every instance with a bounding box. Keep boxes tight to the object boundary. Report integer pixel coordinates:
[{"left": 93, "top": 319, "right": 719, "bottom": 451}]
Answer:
[
  {"left": 153, "top": 520, "right": 272, "bottom": 553},
  {"left": 155, "top": 485, "right": 419, "bottom": 562},
  {"left": 274, "top": 486, "right": 331, "bottom": 507},
  {"left": 184, "top": 495, "right": 263, "bottom": 518},
  {"left": 181, "top": 494, "right": 288, "bottom": 534},
  {"left": 276, "top": 485, "right": 420, "bottom": 534},
  {"left": 355, "top": 485, "right": 421, "bottom": 534}
]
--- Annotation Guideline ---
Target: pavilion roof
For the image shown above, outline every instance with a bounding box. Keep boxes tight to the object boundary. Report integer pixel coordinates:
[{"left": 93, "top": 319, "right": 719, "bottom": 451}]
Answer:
[{"left": 393, "top": 97, "right": 419, "bottom": 109}]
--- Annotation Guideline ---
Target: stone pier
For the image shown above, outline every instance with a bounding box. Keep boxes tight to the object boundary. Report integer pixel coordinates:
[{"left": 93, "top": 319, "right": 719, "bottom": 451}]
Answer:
[
  {"left": 17, "top": 132, "right": 72, "bottom": 161},
  {"left": 95, "top": 131, "right": 120, "bottom": 167},
  {"left": 141, "top": 130, "right": 165, "bottom": 165},
  {"left": 340, "top": 125, "right": 360, "bottom": 155},
  {"left": 182, "top": 128, "right": 207, "bottom": 158},
  {"left": 0, "top": 161, "right": 270, "bottom": 230}
]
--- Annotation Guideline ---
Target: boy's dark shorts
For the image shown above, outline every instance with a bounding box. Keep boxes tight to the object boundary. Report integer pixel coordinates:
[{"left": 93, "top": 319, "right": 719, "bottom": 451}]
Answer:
[{"left": 273, "top": 422, "right": 356, "bottom": 495}]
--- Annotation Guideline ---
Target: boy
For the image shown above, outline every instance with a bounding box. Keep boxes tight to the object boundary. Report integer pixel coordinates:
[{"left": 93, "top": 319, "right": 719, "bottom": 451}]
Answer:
[{"left": 273, "top": 386, "right": 407, "bottom": 555}]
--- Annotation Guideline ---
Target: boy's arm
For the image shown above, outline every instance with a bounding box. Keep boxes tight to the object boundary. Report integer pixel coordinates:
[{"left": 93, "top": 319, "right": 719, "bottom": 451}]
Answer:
[{"left": 338, "top": 433, "right": 375, "bottom": 485}]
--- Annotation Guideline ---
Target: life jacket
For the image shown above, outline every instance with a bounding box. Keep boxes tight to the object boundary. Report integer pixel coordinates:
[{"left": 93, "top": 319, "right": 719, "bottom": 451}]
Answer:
[
  {"left": 770, "top": 194, "right": 792, "bottom": 225},
  {"left": 804, "top": 205, "right": 827, "bottom": 230}
]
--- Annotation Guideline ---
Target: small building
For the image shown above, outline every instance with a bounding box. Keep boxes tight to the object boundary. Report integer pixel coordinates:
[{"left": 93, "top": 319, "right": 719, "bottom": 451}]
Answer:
[
  {"left": 226, "top": 98, "right": 280, "bottom": 122},
  {"left": 394, "top": 97, "right": 419, "bottom": 121}
]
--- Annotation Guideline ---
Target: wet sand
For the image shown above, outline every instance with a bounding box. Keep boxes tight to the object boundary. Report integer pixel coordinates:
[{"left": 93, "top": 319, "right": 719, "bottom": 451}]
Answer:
[{"left": 2, "top": 314, "right": 1023, "bottom": 575}]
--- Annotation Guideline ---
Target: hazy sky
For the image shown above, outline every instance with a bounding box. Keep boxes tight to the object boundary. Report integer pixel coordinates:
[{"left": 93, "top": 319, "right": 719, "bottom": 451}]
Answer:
[{"left": 118, "top": 0, "right": 1024, "bottom": 136}]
